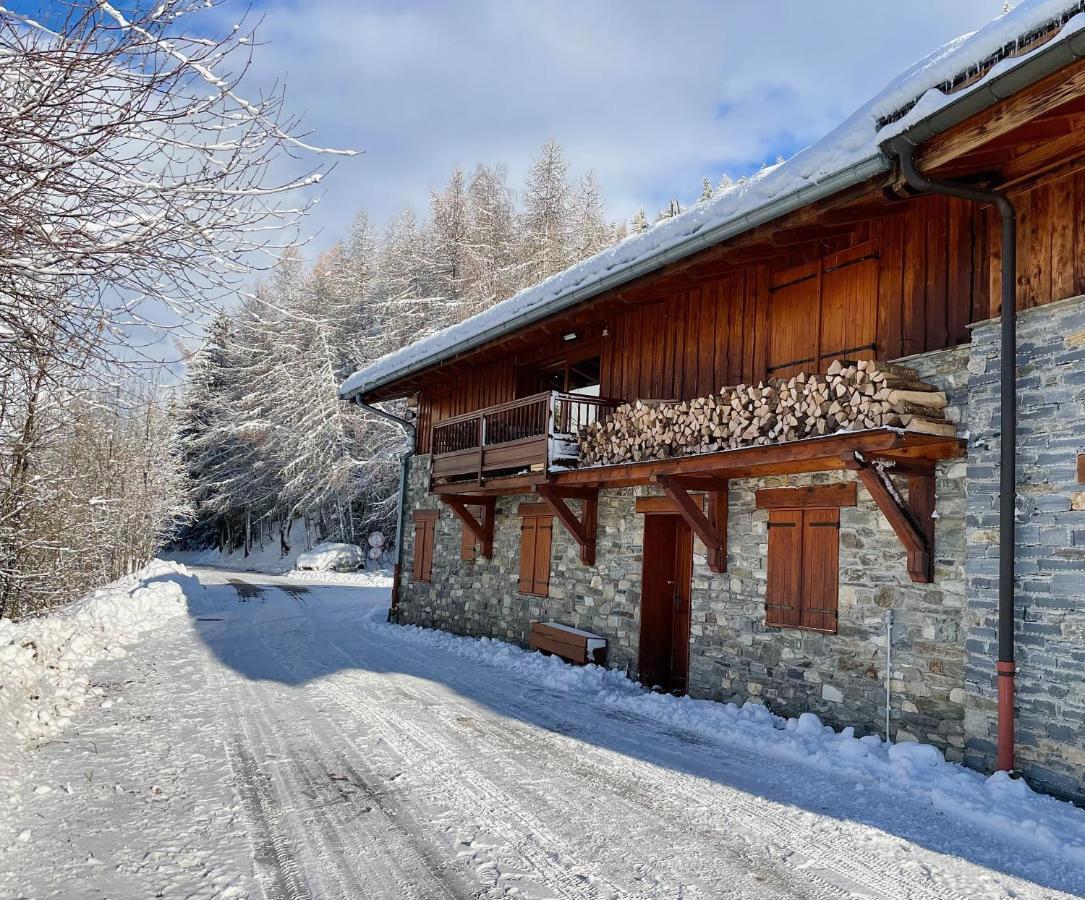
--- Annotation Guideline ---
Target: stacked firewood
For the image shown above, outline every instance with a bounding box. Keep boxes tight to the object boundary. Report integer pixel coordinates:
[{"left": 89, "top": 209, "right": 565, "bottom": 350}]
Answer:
[{"left": 578, "top": 359, "right": 953, "bottom": 466}]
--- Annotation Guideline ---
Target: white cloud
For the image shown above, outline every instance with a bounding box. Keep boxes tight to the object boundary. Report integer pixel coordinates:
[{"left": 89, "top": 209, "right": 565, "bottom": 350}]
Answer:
[{"left": 235, "top": 0, "right": 1002, "bottom": 251}]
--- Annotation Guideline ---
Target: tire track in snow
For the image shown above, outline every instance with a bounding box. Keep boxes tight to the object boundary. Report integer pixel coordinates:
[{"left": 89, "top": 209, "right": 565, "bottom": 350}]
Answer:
[
  {"left": 222, "top": 586, "right": 480, "bottom": 900},
  {"left": 251, "top": 587, "right": 611, "bottom": 900},
  {"left": 298, "top": 597, "right": 814, "bottom": 899},
  {"left": 307, "top": 600, "right": 999, "bottom": 900}
]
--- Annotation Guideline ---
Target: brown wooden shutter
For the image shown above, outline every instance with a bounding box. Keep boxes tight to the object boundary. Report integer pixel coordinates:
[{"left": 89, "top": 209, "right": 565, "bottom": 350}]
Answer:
[
  {"left": 412, "top": 511, "right": 437, "bottom": 582},
  {"left": 800, "top": 507, "right": 839, "bottom": 632},
  {"left": 767, "top": 262, "right": 820, "bottom": 378},
  {"left": 460, "top": 524, "right": 476, "bottom": 561},
  {"left": 519, "top": 514, "right": 552, "bottom": 597},
  {"left": 765, "top": 509, "right": 802, "bottom": 626},
  {"left": 532, "top": 516, "right": 552, "bottom": 596},
  {"left": 519, "top": 517, "right": 537, "bottom": 594},
  {"left": 460, "top": 504, "right": 481, "bottom": 561},
  {"left": 819, "top": 244, "right": 877, "bottom": 370}
]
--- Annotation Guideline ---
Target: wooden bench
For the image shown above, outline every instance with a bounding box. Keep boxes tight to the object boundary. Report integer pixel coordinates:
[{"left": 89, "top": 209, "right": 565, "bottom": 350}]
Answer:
[{"left": 529, "top": 622, "right": 607, "bottom": 666}]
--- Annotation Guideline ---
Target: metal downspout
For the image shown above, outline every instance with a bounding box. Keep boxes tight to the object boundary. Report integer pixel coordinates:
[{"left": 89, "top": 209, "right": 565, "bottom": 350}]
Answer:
[
  {"left": 888, "top": 135, "right": 1018, "bottom": 774},
  {"left": 356, "top": 399, "right": 416, "bottom": 622}
]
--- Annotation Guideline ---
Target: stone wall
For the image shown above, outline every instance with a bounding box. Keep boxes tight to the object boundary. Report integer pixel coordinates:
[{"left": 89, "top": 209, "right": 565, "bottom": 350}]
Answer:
[
  {"left": 963, "top": 294, "right": 1085, "bottom": 801},
  {"left": 397, "top": 343, "right": 972, "bottom": 757},
  {"left": 395, "top": 303, "right": 1085, "bottom": 798}
]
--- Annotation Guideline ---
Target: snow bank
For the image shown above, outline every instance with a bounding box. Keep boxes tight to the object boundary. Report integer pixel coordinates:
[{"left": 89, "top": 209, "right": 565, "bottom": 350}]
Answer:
[
  {"left": 0, "top": 561, "right": 196, "bottom": 773},
  {"left": 341, "top": 0, "right": 1085, "bottom": 400},
  {"left": 371, "top": 611, "right": 1085, "bottom": 868},
  {"left": 295, "top": 542, "right": 365, "bottom": 572},
  {"left": 284, "top": 568, "right": 394, "bottom": 587}
]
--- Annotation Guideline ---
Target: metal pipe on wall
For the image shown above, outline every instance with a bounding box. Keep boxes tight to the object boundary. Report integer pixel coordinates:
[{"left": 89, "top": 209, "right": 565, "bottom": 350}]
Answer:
[
  {"left": 885, "top": 609, "right": 894, "bottom": 741},
  {"left": 887, "top": 135, "right": 1018, "bottom": 774}
]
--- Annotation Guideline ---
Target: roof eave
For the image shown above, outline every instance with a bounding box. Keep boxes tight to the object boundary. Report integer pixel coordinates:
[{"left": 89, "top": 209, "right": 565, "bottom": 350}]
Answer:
[
  {"left": 346, "top": 24, "right": 1085, "bottom": 404},
  {"left": 342, "top": 155, "right": 889, "bottom": 402}
]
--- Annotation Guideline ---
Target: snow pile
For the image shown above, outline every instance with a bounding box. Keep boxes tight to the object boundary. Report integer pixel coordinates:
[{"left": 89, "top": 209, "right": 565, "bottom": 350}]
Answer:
[
  {"left": 0, "top": 561, "right": 196, "bottom": 770},
  {"left": 295, "top": 542, "right": 365, "bottom": 572},
  {"left": 342, "top": 0, "right": 1085, "bottom": 399},
  {"left": 373, "top": 611, "right": 1085, "bottom": 868},
  {"left": 286, "top": 568, "right": 394, "bottom": 587}
]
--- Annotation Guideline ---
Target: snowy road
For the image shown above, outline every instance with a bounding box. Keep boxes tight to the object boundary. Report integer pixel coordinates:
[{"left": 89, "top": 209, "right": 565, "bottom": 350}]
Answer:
[{"left": 2, "top": 568, "right": 1083, "bottom": 899}]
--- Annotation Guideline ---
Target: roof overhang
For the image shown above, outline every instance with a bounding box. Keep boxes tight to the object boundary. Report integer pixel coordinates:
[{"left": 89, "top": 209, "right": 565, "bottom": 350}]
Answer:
[{"left": 343, "top": 20, "right": 1085, "bottom": 405}]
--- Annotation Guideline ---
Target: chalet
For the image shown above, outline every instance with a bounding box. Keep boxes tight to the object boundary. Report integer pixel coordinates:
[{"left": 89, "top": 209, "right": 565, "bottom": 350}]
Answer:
[{"left": 342, "top": 2, "right": 1085, "bottom": 802}]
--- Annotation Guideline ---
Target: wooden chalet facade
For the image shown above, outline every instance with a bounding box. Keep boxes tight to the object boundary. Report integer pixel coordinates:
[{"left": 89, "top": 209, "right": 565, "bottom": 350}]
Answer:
[{"left": 343, "top": 6, "right": 1085, "bottom": 802}]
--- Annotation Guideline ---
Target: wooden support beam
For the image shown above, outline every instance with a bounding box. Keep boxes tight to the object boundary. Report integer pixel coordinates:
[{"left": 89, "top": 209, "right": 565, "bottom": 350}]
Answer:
[
  {"left": 537, "top": 486, "right": 598, "bottom": 566},
  {"left": 842, "top": 452, "right": 932, "bottom": 583},
  {"left": 440, "top": 495, "right": 495, "bottom": 559},
  {"left": 907, "top": 473, "right": 936, "bottom": 584},
  {"left": 755, "top": 482, "right": 857, "bottom": 510},
  {"left": 655, "top": 474, "right": 727, "bottom": 573}
]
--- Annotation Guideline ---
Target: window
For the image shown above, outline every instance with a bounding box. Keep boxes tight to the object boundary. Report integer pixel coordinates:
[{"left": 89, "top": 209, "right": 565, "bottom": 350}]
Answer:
[
  {"left": 411, "top": 510, "right": 438, "bottom": 582},
  {"left": 518, "top": 508, "right": 553, "bottom": 597},
  {"left": 533, "top": 354, "right": 601, "bottom": 395},
  {"left": 765, "top": 507, "right": 839, "bottom": 632}
]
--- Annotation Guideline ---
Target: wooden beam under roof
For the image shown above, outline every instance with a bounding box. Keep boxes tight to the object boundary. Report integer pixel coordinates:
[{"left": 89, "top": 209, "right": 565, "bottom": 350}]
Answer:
[{"left": 918, "top": 54, "right": 1085, "bottom": 174}]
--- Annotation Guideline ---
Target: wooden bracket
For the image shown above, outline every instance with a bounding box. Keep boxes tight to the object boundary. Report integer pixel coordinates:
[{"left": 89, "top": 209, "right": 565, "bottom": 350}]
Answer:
[
  {"left": 655, "top": 474, "right": 728, "bottom": 573},
  {"left": 537, "top": 485, "right": 598, "bottom": 566},
  {"left": 440, "top": 495, "right": 495, "bottom": 560},
  {"left": 842, "top": 452, "right": 934, "bottom": 583}
]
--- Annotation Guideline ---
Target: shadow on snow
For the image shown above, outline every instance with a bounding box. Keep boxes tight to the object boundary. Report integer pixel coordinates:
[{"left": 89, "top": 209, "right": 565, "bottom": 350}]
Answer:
[{"left": 184, "top": 570, "right": 1084, "bottom": 897}]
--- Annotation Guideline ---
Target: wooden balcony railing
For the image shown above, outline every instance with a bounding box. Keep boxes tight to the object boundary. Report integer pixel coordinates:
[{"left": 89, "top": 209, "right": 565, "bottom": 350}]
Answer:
[{"left": 431, "top": 391, "right": 623, "bottom": 484}]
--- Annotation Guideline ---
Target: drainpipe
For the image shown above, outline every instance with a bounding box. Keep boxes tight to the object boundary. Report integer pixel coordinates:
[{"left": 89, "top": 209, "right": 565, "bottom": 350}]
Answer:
[
  {"left": 355, "top": 399, "right": 416, "bottom": 622},
  {"left": 888, "top": 135, "right": 1017, "bottom": 774}
]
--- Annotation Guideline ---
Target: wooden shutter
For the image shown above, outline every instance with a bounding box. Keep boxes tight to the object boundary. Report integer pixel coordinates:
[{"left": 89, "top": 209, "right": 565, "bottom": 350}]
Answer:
[
  {"left": 819, "top": 243, "right": 878, "bottom": 369},
  {"left": 519, "top": 514, "right": 552, "bottom": 597},
  {"left": 765, "top": 509, "right": 802, "bottom": 626},
  {"left": 800, "top": 508, "right": 839, "bottom": 632},
  {"left": 765, "top": 507, "right": 840, "bottom": 633},
  {"left": 412, "top": 510, "right": 437, "bottom": 582},
  {"left": 767, "top": 262, "right": 820, "bottom": 378}
]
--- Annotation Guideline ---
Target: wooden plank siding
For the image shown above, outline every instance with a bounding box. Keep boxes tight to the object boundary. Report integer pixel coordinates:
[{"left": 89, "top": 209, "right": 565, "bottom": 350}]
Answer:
[{"left": 413, "top": 163, "right": 1085, "bottom": 444}]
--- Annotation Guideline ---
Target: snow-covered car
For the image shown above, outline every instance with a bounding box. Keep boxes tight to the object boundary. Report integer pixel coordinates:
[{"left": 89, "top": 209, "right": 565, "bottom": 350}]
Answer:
[{"left": 294, "top": 542, "right": 365, "bottom": 572}]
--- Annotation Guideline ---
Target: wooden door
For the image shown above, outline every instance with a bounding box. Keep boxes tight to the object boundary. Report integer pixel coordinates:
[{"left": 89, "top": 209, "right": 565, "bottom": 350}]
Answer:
[{"left": 639, "top": 515, "right": 694, "bottom": 693}]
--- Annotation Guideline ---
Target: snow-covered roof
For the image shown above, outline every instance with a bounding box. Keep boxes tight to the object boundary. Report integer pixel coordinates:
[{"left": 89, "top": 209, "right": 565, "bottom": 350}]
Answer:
[{"left": 342, "top": 0, "right": 1085, "bottom": 402}]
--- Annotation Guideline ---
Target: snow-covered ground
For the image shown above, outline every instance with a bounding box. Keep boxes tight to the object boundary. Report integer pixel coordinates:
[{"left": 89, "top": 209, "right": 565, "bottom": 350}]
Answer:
[
  {"left": 2, "top": 568, "right": 1084, "bottom": 898},
  {"left": 167, "top": 519, "right": 386, "bottom": 580}
]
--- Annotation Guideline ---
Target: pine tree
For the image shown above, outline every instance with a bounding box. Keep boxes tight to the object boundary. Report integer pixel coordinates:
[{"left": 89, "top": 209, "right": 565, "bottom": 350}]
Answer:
[
  {"left": 521, "top": 139, "right": 572, "bottom": 283},
  {"left": 463, "top": 163, "right": 519, "bottom": 317},
  {"left": 570, "top": 170, "right": 613, "bottom": 261},
  {"left": 655, "top": 199, "right": 682, "bottom": 222},
  {"left": 699, "top": 177, "right": 714, "bottom": 203},
  {"left": 630, "top": 209, "right": 650, "bottom": 234}
]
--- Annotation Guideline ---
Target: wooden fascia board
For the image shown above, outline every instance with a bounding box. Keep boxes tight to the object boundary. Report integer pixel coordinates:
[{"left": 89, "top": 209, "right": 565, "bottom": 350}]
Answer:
[{"left": 755, "top": 482, "right": 857, "bottom": 509}]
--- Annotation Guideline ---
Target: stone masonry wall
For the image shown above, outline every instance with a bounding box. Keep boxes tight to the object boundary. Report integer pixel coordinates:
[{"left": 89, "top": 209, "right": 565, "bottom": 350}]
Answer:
[
  {"left": 394, "top": 300, "right": 1085, "bottom": 799},
  {"left": 963, "top": 294, "right": 1085, "bottom": 801},
  {"left": 397, "top": 343, "right": 971, "bottom": 757}
]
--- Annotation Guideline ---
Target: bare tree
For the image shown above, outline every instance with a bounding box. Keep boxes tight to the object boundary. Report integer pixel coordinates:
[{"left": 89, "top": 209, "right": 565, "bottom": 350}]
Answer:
[
  {"left": 0, "top": 0, "right": 350, "bottom": 615},
  {"left": 0, "top": 0, "right": 352, "bottom": 372}
]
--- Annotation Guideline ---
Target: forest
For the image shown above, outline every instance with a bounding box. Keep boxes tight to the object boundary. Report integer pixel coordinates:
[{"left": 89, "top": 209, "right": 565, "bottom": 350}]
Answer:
[
  {"left": 0, "top": 0, "right": 730, "bottom": 618},
  {"left": 176, "top": 142, "right": 636, "bottom": 563}
]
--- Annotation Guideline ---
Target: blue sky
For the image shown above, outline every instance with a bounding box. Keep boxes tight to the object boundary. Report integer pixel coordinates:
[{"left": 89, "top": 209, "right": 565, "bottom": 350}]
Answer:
[{"left": 224, "top": 0, "right": 1006, "bottom": 256}]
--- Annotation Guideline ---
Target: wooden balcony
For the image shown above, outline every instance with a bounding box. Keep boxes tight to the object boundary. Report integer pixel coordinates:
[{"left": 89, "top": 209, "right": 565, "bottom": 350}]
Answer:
[{"left": 430, "top": 391, "right": 623, "bottom": 488}]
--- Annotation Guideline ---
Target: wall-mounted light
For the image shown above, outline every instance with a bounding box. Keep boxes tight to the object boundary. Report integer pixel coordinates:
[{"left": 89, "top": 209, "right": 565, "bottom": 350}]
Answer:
[{"left": 562, "top": 331, "right": 578, "bottom": 342}]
